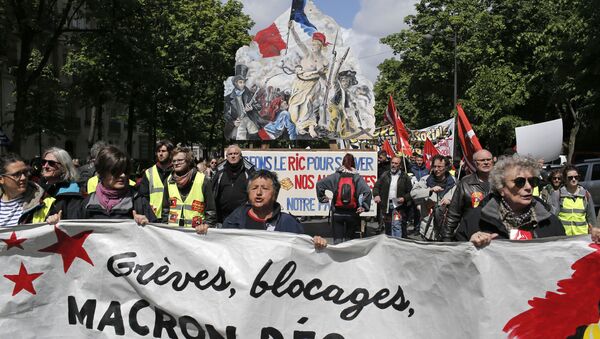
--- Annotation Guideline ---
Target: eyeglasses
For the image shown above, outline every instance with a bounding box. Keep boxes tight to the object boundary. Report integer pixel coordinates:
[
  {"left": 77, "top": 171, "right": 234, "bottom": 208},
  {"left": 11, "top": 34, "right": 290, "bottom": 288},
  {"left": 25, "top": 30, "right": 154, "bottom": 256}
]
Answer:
[
  {"left": 567, "top": 175, "right": 579, "bottom": 181},
  {"left": 2, "top": 168, "right": 31, "bottom": 180},
  {"left": 42, "top": 159, "right": 60, "bottom": 167},
  {"left": 512, "top": 176, "right": 539, "bottom": 188},
  {"left": 551, "top": 177, "right": 562, "bottom": 181}
]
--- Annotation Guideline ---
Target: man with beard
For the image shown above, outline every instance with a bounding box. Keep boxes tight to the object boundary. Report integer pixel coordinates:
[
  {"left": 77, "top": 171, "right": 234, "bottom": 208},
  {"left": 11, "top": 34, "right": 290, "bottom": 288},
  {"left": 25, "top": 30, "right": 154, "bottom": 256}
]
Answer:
[
  {"left": 442, "top": 149, "right": 494, "bottom": 241},
  {"left": 373, "top": 156, "right": 413, "bottom": 238},
  {"left": 138, "top": 140, "right": 174, "bottom": 219},
  {"left": 212, "top": 145, "right": 255, "bottom": 223},
  {"left": 411, "top": 154, "right": 456, "bottom": 240}
]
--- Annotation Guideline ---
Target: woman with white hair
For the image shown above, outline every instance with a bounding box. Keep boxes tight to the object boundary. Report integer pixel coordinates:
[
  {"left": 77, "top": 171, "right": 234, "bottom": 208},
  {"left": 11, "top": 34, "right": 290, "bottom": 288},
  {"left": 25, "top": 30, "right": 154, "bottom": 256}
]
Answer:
[
  {"left": 33, "top": 147, "right": 83, "bottom": 223},
  {"left": 455, "top": 154, "right": 565, "bottom": 247}
]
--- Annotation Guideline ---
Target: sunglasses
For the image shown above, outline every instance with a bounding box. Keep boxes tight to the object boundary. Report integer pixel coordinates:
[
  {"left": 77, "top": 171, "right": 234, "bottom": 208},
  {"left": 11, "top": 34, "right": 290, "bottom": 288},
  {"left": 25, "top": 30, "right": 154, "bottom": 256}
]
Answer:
[
  {"left": 3, "top": 169, "right": 31, "bottom": 180},
  {"left": 42, "top": 159, "right": 60, "bottom": 167},
  {"left": 567, "top": 175, "right": 579, "bottom": 181},
  {"left": 512, "top": 176, "right": 539, "bottom": 188},
  {"left": 551, "top": 177, "right": 562, "bottom": 181}
]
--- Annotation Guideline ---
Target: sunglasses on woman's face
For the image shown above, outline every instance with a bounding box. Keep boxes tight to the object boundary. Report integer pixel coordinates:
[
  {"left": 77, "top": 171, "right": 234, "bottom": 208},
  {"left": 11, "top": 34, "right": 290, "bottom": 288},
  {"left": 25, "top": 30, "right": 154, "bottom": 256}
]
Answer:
[
  {"left": 567, "top": 175, "right": 579, "bottom": 181},
  {"left": 2, "top": 168, "right": 31, "bottom": 180},
  {"left": 42, "top": 159, "right": 60, "bottom": 167},
  {"left": 512, "top": 176, "right": 539, "bottom": 188},
  {"left": 552, "top": 177, "right": 562, "bottom": 181}
]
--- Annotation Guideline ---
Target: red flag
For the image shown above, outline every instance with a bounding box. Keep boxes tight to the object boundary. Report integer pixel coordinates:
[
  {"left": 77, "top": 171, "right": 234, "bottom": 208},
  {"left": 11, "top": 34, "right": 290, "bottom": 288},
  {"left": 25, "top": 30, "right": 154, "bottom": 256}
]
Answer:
[
  {"left": 382, "top": 139, "right": 395, "bottom": 158},
  {"left": 422, "top": 138, "right": 440, "bottom": 169},
  {"left": 253, "top": 23, "right": 287, "bottom": 58},
  {"left": 385, "top": 95, "right": 412, "bottom": 156},
  {"left": 456, "top": 104, "right": 482, "bottom": 173}
]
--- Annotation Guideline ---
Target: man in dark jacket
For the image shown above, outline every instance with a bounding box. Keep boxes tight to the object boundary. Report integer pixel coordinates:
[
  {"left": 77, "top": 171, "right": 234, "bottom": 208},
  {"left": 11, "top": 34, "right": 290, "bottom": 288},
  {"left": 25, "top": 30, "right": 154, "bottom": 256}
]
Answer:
[
  {"left": 443, "top": 149, "right": 494, "bottom": 241},
  {"left": 212, "top": 145, "right": 255, "bottom": 223},
  {"left": 223, "top": 170, "right": 327, "bottom": 249},
  {"left": 373, "top": 156, "right": 413, "bottom": 238}
]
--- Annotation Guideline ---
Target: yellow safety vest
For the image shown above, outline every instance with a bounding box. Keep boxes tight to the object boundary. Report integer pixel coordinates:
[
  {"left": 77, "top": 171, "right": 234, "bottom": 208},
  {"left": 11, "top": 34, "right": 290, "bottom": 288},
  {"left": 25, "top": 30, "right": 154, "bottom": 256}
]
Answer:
[
  {"left": 558, "top": 194, "right": 589, "bottom": 236},
  {"left": 166, "top": 172, "right": 206, "bottom": 228},
  {"left": 32, "top": 197, "right": 57, "bottom": 223},
  {"left": 583, "top": 323, "right": 600, "bottom": 338},
  {"left": 87, "top": 175, "right": 136, "bottom": 193},
  {"left": 145, "top": 165, "right": 165, "bottom": 218}
]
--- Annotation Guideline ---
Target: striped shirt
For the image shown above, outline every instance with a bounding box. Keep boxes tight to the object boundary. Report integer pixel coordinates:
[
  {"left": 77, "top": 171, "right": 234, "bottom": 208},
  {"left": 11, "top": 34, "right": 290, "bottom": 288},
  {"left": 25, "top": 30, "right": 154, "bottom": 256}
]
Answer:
[{"left": 0, "top": 197, "right": 25, "bottom": 227}]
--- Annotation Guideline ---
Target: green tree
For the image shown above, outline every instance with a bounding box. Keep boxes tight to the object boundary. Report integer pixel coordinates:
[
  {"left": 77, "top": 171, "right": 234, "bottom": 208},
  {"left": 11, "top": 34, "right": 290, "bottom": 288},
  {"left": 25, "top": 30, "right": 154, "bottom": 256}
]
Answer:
[
  {"left": 375, "top": 0, "right": 599, "bottom": 157},
  {"left": 2, "top": 0, "right": 86, "bottom": 153}
]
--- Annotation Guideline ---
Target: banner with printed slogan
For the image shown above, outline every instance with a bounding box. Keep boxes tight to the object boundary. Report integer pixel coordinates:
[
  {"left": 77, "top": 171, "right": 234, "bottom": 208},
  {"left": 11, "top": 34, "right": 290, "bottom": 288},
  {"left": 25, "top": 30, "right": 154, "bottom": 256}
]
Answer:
[
  {"left": 1, "top": 221, "right": 599, "bottom": 338},
  {"left": 244, "top": 150, "right": 377, "bottom": 216}
]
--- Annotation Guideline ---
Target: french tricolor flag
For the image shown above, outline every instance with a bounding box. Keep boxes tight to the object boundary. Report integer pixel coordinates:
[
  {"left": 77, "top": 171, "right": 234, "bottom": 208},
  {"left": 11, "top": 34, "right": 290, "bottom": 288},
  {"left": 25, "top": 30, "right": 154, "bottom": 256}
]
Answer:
[{"left": 253, "top": 0, "right": 318, "bottom": 58}]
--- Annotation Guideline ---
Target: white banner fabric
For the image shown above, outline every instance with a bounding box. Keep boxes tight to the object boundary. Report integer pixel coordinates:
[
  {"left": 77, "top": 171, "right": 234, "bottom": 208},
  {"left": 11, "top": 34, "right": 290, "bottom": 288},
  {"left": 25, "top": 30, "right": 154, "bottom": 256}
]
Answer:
[
  {"left": 244, "top": 150, "right": 377, "bottom": 216},
  {"left": 411, "top": 117, "right": 456, "bottom": 158},
  {"left": 1, "top": 221, "right": 599, "bottom": 338}
]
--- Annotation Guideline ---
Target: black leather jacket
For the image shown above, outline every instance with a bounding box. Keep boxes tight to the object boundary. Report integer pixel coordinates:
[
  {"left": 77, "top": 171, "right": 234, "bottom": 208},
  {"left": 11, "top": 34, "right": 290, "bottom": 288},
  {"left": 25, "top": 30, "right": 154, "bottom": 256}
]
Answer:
[{"left": 443, "top": 173, "right": 490, "bottom": 240}]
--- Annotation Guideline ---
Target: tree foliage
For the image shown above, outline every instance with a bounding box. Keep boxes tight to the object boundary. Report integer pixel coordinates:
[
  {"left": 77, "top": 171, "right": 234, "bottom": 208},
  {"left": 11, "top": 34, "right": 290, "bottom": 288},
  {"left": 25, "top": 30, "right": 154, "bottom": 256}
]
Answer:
[
  {"left": 375, "top": 0, "right": 600, "bottom": 159},
  {"left": 64, "top": 0, "right": 253, "bottom": 154}
]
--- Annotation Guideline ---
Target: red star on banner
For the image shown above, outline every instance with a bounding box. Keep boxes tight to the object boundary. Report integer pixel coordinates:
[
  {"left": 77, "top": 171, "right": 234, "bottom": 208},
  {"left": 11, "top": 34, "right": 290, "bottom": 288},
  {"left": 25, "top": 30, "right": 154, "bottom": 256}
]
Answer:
[
  {"left": 39, "top": 226, "right": 94, "bottom": 273},
  {"left": 4, "top": 262, "right": 43, "bottom": 296},
  {"left": 1, "top": 231, "right": 27, "bottom": 250}
]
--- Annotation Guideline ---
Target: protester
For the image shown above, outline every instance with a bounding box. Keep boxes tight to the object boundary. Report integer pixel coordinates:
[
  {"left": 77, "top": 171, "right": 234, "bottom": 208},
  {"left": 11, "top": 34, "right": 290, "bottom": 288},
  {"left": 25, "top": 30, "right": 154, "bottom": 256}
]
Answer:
[
  {"left": 550, "top": 165, "right": 597, "bottom": 235},
  {"left": 316, "top": 153, "right": 372, "bottom": 244},
  {"left": 0, "top": 153, "right": 44, "bottom": 226},
  {"left": 205, "top": 157, "right": 218, "bottom": 180},
  {"left": 409, "top": 155, "right": 428, "bottom": 182},
  {"left": 222, "top": 170, "right": 327, "bottom": 249},
  {"left": 33, "top": 147, "right": 82, "bottom": 223},
  {"left": 78, "top": 140, "right": 107, "bottom": 190},
  {"left": 373, "top": 156, "right": 413, "bottom": 238},
  {"left": 443, "top": 149, "right": 494, "bottom": 241},
  {"left": 455, "top": 154, "right": 565, "bottom": 247},
  {"left": 212, "top": 145, "right": 255, "bottom": 223},
  {"left": 162, "top": 146, "right": 216, "bottom": 232},
  {"left": 78, "top": 146, "right": 155, "bottom": 224},
  {"left": 377, "top": 151, "right": 390, "bottom": 178},
  {"left": 138, "top": 140, "right": 174, "bottom": 219},
  {"left": 411, "top": 154, "right": 456, "bottom": 240},
  {"left": 540, "top": 168, "right": 562, "bottom": 205},
  {"left": 196, "top": 159, "right": 208, "bottom": 174}
]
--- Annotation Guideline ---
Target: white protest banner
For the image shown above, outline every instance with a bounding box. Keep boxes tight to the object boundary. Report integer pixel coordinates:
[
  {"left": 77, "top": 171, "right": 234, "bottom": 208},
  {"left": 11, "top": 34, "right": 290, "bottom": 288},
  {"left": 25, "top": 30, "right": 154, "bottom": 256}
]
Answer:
[
  {"left": 374, "top": 118, "right": 455, "bottom": 158},
  {"left": 411, "top": 117, "right": 456, "bottom": 157},
  {"left": 1, "top": 221, "right": 599, "bottom": 338},
  {"left": 516, "top": 118, "right": 563, "bottom": 162},
  {"left": 243, "top": 150, "right": 377, "bottom": 216}
]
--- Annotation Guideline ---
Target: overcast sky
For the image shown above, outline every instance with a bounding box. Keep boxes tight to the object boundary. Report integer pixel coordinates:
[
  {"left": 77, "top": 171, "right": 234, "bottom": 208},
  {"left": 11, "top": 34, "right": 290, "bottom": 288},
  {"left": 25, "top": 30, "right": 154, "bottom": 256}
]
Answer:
[{"left": 237, "top": 0, "right": 418, "bottom": 83}]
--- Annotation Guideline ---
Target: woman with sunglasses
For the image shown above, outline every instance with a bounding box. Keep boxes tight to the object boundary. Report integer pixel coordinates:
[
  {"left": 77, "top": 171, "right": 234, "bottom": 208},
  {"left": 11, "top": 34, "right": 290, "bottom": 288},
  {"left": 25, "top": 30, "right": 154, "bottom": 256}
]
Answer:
[
  {"left": 32, "top": 147, "right": 82, "bottom": 223},
  {"left": 456, "top": 154, "right": 565, "bottom": 247},
  {"left": 78, "top": 146, "right": 156, "bottom": 224},
  {"left": 161, "top": 146, "right": 217, "bottom": 233},
  {"left": 540, "top": 169, "right": 563, "bottom": 205},
  {"left": 0, "top": 153, "right": 45, "bottom": 227},
  {"left": 550, "top": 165, "right": 597, "bottom": 236}
]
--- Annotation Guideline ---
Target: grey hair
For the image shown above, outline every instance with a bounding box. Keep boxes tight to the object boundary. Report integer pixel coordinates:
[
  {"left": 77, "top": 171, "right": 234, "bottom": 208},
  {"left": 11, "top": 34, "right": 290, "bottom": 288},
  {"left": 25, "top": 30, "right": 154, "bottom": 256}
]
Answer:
[
  {"left": 226, "top": 144, "right": 242, "bottom": 156},
  {"left": 247, "top": 169, "right": 281, "bottom": 200},
  {"left": 90, "top": 140, "right": 108, "bottom": 160},
  {"left": 489, "top": 154, "right": 540, "bottom": 194},
  {"left": 43, "top": 147, "right": 79, "bottom": 182}
]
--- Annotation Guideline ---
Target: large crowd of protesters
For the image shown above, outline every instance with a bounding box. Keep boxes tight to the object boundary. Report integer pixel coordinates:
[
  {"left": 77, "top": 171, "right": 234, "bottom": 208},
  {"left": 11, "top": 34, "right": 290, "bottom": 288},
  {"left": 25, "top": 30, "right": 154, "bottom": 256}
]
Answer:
[{"left": 0, "top": 140, "right": 598, "bottom": 248}]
